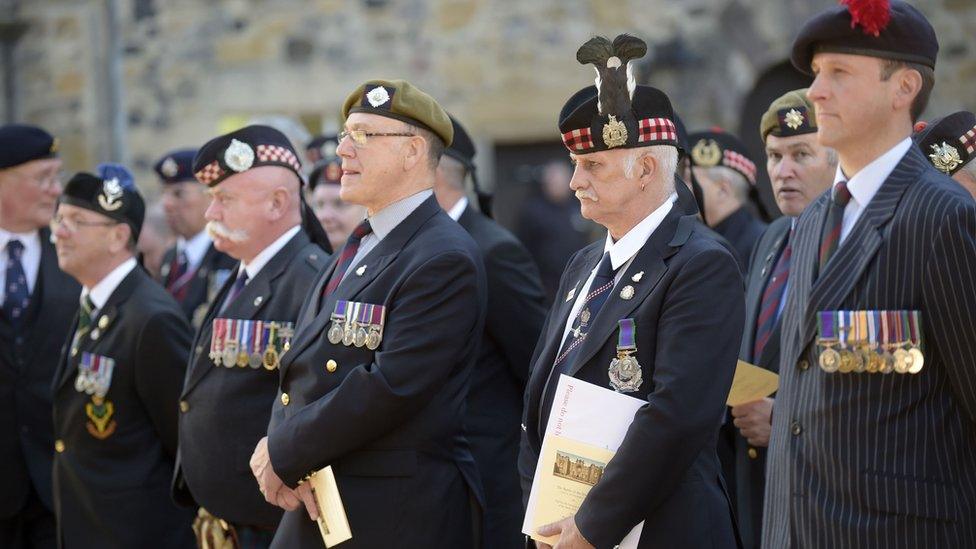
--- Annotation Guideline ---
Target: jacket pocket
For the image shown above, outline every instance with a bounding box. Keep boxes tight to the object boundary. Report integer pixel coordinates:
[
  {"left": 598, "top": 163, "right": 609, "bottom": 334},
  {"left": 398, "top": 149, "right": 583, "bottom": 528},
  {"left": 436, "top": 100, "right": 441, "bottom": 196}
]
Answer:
[{"left": 861, "top": 470, "right": 959, "bottom": 522}]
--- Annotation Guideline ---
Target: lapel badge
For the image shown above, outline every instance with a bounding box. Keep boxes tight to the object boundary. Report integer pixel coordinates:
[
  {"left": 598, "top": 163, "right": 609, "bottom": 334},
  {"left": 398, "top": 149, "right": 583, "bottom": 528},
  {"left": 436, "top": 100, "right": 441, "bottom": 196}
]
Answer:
[
  {"left": 566, "top": 285, "right": 577, "bottom": 302},
  {"left": 620, "top": 285, "right": 635, "bottom": 300},
  {"left": 98, "top": 316, "right": 109, "bottom": 330},
  {"left": 631, "top": 271, "right": 644, "bottom": 283},
  {"left": 90, "top": 328, "right": 101, "bottom": 340},
  {"left": 355, "top": 265, "right": 367, "bottom": 276},
  {"left": 254, "top": 296, "right": 263, "bottom": 307}
]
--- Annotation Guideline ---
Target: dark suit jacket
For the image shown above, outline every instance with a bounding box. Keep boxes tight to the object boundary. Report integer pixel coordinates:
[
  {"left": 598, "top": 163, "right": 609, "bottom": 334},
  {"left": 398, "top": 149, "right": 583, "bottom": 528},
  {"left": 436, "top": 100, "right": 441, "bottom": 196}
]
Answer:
[
  {"left": 266, "top": 196, "right": 487, "bottom": 548},
  {"left": 173, "top": 231, "right": 328, "bottom": 528},
  {"left": 52, "top": 266, "right": 194, "bottom": 548},
  {"left": 0, "top": 229, "right": 80, "bottom": 517},
  {"left": 714, "top": 206, "right": 767, "bottom": 275},
  {"left": 519, "top": 199, "right": 745, "bottom": 549},
  {"left": 763, "top": 146, "right": 976, "bottom": 548},
  {"left": 160, "top": 243, "right": 236, "bottom": 329},
  {"left": 457, "top": 205, "right": 547, "bottom": 549}
]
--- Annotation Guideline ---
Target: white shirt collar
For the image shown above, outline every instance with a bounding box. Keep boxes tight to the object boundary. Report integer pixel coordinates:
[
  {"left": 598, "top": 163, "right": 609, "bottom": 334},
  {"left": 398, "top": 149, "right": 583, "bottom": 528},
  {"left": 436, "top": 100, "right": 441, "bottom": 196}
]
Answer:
[
  {"left": 368, "top": 189, "right": 433, "bottom": 241},
  {"left": 0, "top": 228, "right": 41, "bottom": 251},
  {"left": 240, "top": 225, "right": 301, "bottom": 280},
  {"left": 177, "top": 229, "right": 212, "bottom": 268},
  {"left": 602, "top": 193, "right": 677, "bottom": 271},
  {"left": 83, "top": 257, "right": 137, "bottom": 310},
  {"left": 833, "top": 137, "right": 912, "bottom": 207},
  {"left": 446, "top": 196, "right": 469, "bottom": 222}
]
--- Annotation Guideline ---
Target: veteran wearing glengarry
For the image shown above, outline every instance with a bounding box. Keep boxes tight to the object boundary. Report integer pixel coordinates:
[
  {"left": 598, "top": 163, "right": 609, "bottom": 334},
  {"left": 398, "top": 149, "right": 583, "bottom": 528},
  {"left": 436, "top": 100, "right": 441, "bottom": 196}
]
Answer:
[
  {"left": 50, "top": 172, "right": 194, "bottom": 548},
  {"left": 251, "top": 79, "right": 487, "bottom": 548},
  {"left": 914, "top": 110, "right": 976, "bottom": 199},
  {"left": 171, "top": 125, "right": 330, "bottom": 549},
  {"left": 764, "top": 2, "right": 976, "bottom": 547},
  {"left": 519, "top": 35, "right": 744, "bottom": 549}
]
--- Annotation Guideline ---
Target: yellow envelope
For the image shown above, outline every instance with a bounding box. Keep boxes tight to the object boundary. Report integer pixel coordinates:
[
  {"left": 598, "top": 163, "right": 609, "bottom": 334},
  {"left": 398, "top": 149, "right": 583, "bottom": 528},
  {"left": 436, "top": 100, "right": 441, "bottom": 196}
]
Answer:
[{"left": 726, "top": 360, "right": 779, "bottom": 407}]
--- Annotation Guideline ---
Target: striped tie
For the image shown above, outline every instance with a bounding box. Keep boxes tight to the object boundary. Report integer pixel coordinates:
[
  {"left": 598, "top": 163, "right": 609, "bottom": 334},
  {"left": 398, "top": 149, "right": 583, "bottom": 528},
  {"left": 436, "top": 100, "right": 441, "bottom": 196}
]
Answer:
[
  {"left": 818, "top": 181, "right": 851, "bottom": 273},
  {"left": 753, "top": 231, "right": 792, "bottom": 361},
  {"left": 323, "top": 220, "right": 373, "bottom": 298}
]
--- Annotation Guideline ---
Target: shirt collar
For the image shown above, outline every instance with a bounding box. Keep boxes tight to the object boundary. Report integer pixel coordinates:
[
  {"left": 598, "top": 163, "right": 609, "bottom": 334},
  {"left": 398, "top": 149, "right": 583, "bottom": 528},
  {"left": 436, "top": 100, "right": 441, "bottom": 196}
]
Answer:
[
  {"left": 446, "top": 196, "right": 469, "bottom": 222},
  {"left": 83, "top": 257, "right": 138, "bottom": 310},
  {"left": 367, "top": 189, "right": 433, "bottom": 241},
  {"left": 602, "top": 193, "right": 677, "bottom": 271},
  {"left": 241, "top": 225, "right": 300, "bottom": 280},
  {"left": 833, "top": 137, "right": 912, "bottom": 206},
  {"left": 0, "top": 228, "right": 41, "bottom": 255},
  {"left": 177, "top": 229, "right": 212, "bottom": 268}
]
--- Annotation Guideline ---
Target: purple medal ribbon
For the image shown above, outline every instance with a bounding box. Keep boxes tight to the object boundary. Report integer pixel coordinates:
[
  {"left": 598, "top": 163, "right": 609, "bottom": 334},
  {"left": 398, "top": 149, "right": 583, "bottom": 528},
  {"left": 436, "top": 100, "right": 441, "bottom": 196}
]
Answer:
[
  {"left": 617, "top": 318, "right": 636, "bottom": 350},
  {"left": 820, "top": 311, "right": 835, "bottom": 339}
]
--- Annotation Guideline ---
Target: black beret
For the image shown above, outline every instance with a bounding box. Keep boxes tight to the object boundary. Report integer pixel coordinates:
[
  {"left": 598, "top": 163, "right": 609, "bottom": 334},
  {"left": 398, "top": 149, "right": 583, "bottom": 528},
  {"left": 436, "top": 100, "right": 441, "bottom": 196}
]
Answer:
[
  {"left": 791, "top": 0, "right": 938, "bottom": 76},
  {"left": 559, "top": 85, "right": 680, "bottom": 154},
  {"left": 915, "top": 111, "right": 976, "bottom": 176},
  {"left": 443, "top": 115, "right": 476, "bottom": 170},
  {"left": 687, "top": 129, "right": 758, "bottom": 185},
  {"left": 672, "top": 112, "right": 690, "bottom": 158},
  {"left": 0, "top": 124, "right": 58, "bottom": 170},
  {"left": 60, "top": 172, "right": 145, "bottom": 241},
  {"left": 153, "top": 148, "right": 197, "bottom": 184},
  {"left": 308, "top": 158, "right": 343, "bottom": 191},
  {"left": 306, "top": 134, "right": 339, "bottom": 164},
  {"left": 193, "top": 125, "right": 303, "bottom": 187}
]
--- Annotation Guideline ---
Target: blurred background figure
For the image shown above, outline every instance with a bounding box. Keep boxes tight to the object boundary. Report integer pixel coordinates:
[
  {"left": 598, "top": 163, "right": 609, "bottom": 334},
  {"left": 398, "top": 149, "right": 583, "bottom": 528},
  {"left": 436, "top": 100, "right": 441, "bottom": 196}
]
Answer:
[
  {"left": 305, "top": 134, "right": 367, "bottom": 252},
  {"left": 688, "top": 129, "right": 767, "bottom": 272},
  {"left": 516, "top": 159, "right": 593, "bottom": 304},
  {"left": 914, "top": 111, "right": 976, "bottom": 199},
  {"left": 138, "top": 202, "right": 175, "bottom": 279}
]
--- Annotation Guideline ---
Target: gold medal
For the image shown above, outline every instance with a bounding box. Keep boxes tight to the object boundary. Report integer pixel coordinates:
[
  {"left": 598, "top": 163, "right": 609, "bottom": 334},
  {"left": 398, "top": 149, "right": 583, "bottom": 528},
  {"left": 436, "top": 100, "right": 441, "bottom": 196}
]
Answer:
[
  {"left": 838, "top": 350, "right": 855, "bottom": 373},
  {"left": 893, "top": 348, "right": 912, "bottom": 374},
  {"left": 263, "top": 347, "right": 279, "bottom": 371},
  {"left": 819, "top": 347, "right": 841, "bottom": 373},
  {"left": 866, "top": 351, "right": 883, "bottom": 374},
  {"left": 879, "top": 351, "right": 895, "bottom": 374},
  {"left": 908, "top": 347, "right": 924, "bottom": 374}
]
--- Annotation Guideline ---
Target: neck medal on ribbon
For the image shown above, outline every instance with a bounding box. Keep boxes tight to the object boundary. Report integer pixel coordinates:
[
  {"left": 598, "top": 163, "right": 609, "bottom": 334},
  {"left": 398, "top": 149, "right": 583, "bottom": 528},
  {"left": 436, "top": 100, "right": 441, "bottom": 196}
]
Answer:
[{"left": 608, "top": 318, "right": 642, "bottom": 393}]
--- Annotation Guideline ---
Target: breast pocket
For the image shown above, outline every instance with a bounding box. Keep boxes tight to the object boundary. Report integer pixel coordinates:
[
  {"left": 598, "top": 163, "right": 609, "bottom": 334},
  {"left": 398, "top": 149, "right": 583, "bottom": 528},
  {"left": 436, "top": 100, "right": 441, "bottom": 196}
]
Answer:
[{"left": 861, "top": 470, "right": 960, "bottom": 522}]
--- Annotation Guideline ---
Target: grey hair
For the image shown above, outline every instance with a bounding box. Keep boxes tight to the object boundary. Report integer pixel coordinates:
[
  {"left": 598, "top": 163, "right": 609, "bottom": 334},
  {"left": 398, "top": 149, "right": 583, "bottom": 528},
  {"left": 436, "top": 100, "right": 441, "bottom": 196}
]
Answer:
[
  {"left": 704, "top": 165, "right": 750, "bottom": 202},
  {"left": 624, "top": 145, "right": 678, "bottom": 193}
]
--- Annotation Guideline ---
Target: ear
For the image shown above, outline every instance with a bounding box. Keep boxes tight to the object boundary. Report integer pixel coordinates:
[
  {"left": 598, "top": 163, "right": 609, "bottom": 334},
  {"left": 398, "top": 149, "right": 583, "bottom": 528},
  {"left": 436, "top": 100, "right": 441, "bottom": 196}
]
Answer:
[
  {"left": 268, "top": 186, "right": 289, "bottom": 220},
  {"left": 107, "top": 223, "right": 132, "bottom": 254},
  {"left": 893, "top": 66, "right": 922, "bottom": 112},
  {"left": 402, "top": 136, "right": 427, "bottom": 171},
  {"left": 638, "top": 153, "right": 658, "bottom": 183}
]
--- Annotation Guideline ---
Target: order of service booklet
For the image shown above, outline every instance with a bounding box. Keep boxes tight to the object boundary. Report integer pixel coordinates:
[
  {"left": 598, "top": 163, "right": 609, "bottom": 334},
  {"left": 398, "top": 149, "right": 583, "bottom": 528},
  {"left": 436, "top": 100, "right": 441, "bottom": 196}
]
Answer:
[
  {"left": 522, "top": 375, "right": 645, "bottom": 548},
  {"left": 308, "top": 465, "right": 353, "bottom": 548}
]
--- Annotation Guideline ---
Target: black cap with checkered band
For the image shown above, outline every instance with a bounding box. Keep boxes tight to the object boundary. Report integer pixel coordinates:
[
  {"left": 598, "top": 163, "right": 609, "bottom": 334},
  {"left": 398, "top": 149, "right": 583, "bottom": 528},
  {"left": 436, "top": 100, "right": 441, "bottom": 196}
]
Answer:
[
  {"left": 914, "top": 111, "right": 976, "bottom": 176},
  {"left": 558, "top": 34, "right": 679, "bottom": 155},
  {"left": 192, "top": 125, "right": 303, "bottom": 188},
  {"left": 686, "top": 128, "right": 758, "bottom": 186}
]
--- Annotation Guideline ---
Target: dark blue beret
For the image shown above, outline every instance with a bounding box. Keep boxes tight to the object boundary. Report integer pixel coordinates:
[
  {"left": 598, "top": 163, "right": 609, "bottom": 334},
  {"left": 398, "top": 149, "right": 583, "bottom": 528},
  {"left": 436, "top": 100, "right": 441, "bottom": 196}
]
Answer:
[
  {"left": 915, "top": 111, "right": 976, "bottom": 176},
  {"left": 153, "top": 148, "right": 198, "bottom": 184},
  {"left": 0, "top": 124, "right": 58, "bottom": 169},
  {"left": 60, "top": 172, "right": 145, "bottom": 241},
  {"left": 791, "top": 0, "right": 938, "bottom": 76},
  {"left": 193, "top": 125, "right": 302, "bottom": 187}
]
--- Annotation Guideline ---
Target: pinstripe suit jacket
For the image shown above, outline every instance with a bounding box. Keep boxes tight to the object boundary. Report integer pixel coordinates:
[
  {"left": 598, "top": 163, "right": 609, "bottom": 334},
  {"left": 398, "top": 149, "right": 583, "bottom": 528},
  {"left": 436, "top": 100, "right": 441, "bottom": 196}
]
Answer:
[{"left": 762, "top": 146, "right": 976, "bottom": 548}]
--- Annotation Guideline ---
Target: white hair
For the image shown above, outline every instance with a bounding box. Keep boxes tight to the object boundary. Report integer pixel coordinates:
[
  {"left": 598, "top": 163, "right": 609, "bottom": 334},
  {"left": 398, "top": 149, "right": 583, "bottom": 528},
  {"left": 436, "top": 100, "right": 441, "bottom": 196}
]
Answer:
[
  {"left": 703, "top": 165, "right": 750, "bottom": 202},
  {"left": 623, "top": 145, "right": 678, "bottom": 193}
]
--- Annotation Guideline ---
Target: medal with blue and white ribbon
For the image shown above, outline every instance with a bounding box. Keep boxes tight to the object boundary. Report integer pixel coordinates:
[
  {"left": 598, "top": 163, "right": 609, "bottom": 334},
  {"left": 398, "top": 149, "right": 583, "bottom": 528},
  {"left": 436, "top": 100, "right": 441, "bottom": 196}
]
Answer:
[{"left": 608, "top": 319, "right": 642, "bottom": 393}]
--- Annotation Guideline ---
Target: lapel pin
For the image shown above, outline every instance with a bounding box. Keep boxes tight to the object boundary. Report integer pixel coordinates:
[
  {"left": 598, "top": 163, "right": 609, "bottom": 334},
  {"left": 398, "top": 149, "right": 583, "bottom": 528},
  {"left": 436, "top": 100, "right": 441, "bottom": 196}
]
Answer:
[
  {"left": 253, "top": 296, "right": 263, "bottom": 306},
  {"left": 631, "top": 271, "right": 644, "bottom": 283},
  {"left": 566, "top": 286, "right": 577, "bottom": 302},
  {"left": 90, "top": 329, "right": 100, "bottom": 340},
  {"left": 356, "top": 265, "right": 367, "bottom": 276},
  {"left": 98, "top": 316, "right": 109, "bottom": 329},
  {"left": 198, "top": 268, "right": 208, "bottom": 279},
  {"left": 620, "top": 285, "right": 635, "bottom": 300}
]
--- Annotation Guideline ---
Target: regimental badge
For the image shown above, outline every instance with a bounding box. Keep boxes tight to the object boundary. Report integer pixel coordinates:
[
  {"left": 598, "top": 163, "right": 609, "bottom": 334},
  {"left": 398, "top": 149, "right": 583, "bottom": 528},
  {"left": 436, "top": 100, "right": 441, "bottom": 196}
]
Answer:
[
  {"left": 631, "top": 271, "right": 644, "bottom": 283},
  {"left": 928, "top": 142, "right": 963, "bottom": 174},
  {"left": 602, "top": 115, "right": 628, "bottom": 149},
  {"left": 784, "top": 108, "right": 805, "bottom": 130},
  {"left": 85, "top": 396, "right": 117, "bottom": 439},
  {"left": 50, "top": 137, "right": 59, "bottom": 154},
  {"left": 224, "top": 139, "right": 255, "bottom": 173},
  {"left": 367, "top": 86, "right": 391, "bottom": 107},
  {"left": 97, "top": 178, "right": 124, "bottom": 211},
  {"left": 608, "top": 319, "right": 642, "bottom": 393},
  {"left": 161, "top": 156, "right": 179, "bottom": 178},
  {"left": 691, "top": 139, "right": 721, "bottom": 167},
  {"left": 619, "top": 285, "right": 635, "bottom": 300}
]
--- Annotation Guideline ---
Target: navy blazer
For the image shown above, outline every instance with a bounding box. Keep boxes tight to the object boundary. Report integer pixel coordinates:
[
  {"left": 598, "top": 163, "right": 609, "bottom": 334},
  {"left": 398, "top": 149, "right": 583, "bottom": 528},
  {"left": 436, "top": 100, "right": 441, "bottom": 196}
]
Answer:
[
  {"left": 0, "top": 229, "right": 79, "bottom": 517},
  {"left": 520, "top": 189, "right": 745, "bottom": 549},
  {"left": 763, "top": 146, "right": 976, "bottom": 548},
  {"left": 159, "top": 243, "right": 237, "bottom": 329},
  {"left": 173, "top": 230, "right": 328, "bottom": 528},
  {"left": 266, "top": 196, "right": 487, "bottom": 548}
]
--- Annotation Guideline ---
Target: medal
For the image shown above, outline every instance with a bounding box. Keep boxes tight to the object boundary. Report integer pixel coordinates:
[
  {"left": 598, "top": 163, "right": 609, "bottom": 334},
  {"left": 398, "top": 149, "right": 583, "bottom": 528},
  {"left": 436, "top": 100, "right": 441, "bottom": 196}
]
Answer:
[
  {"left": 263, "top": 322, "right": 280, "bottom": 371},
  {"left": 907, "top": 311, "right": 924, "bottom": 374},
  {"left": 852, "top": 312, "right": 866, "bottom": 373},
  {"left": 209, "top": 318, "right": 220, "bottom": 362},
  {"left": 366, "top": 303, "right": 386, "bottom": 351},
  {"left": 878, "top": 311, "right": 894, "bottom": 374},
  {"left": 222, "top": 320, "right": 239, "bottom": 367},
  {"left": 608, "top": 319, "right": 642, "bottom": 392},
  {"left": 343, "top": 302, "right": 358, "bottom": 346},
  {"left": 354, "top": 304, "right": 370, "bottom": 347},
  {"left": 328, "top": 301, "right": 348, "bottom": 345},
  {"left": 213, "top": 319, "right": 225, "bottom": 366},
  {"left": 836, "top": 311, "right": 854, "bottom": 373},
  {"left": 248, "top": 320, "right": 264, "bottom": 369},
  {"left": 279, "top": 323, "right": 294, "bottom": 354},
  {"left": 818, "top": 311, "right": 841, "bottom": 373}
]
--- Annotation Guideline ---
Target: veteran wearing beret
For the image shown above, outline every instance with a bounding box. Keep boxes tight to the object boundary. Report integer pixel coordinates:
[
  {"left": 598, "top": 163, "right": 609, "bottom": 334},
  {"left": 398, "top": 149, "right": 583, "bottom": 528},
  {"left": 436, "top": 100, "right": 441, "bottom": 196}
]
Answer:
[
  {"left": 726, "top": 89, "right": 836, "bottom": 548},
  {"left": 915, "top": 111, "right": 976, "bottom": 199},
  {"left": 50, "top": 171, "right": 194, "bottom": 548},
  {"left": 764, "top": 2, "right": 976, "bottom": 547},
  {"left": 305, "top": 135, "right": 367, "bottom": 252},
  {"left": 520, "top": 35, "right": 743, "bottom": 549},
  {"left": 155, "top": 148, "right": 237, "bottom": 329},
  {"left": 252, "top": 80, "right": 487, "bottom": 548},
  {"left": 0, "top": 125, "right": 78, "bottom": 549}
]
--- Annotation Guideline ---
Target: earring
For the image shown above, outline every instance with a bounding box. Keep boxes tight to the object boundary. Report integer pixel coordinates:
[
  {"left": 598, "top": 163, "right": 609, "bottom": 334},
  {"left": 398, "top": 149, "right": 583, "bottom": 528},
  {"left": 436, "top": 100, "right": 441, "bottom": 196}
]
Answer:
[{"left": 640, "top": 182, "right": 646, "bottom": 191}]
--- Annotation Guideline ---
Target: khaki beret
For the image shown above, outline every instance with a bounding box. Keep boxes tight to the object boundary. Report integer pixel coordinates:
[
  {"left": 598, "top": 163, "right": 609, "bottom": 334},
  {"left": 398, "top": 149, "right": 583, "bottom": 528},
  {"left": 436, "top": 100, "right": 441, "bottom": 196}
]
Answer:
[
  {"left": 342, "top": 79, "right": 453, "bottom": 147},
  {"left": 760, "top": 88, "right": 818, "bottom": 142}
]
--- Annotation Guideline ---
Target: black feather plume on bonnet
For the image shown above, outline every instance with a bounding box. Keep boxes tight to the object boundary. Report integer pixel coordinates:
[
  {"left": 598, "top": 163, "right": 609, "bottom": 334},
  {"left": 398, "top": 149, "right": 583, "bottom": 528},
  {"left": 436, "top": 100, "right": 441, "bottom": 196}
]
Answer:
[{"left": 576, "top": 34, "right": 647, "bottom": 117}]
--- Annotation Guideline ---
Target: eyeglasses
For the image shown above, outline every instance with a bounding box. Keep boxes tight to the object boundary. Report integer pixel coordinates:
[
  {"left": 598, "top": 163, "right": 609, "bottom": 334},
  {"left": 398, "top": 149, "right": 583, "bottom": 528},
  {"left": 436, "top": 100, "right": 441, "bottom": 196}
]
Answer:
[
  {"left": 50, "top": 213, "right": 117, "bottom": 233},
  {"left": 338, "top": 130, "right": 415, "bottom": 148}
]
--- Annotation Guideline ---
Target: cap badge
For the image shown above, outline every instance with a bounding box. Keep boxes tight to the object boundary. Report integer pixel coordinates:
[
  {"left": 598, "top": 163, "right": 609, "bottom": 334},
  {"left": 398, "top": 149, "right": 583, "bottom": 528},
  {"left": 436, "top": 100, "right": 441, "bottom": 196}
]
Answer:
[
  {"left": 691, "top": 139, "right": 721, "bottom": 167},
  {"left": 366, "top": 86, "right": 391, "bottom": 108},
  {"left": 50, "top": 137, "right": 60, "bottom": 154},
  {"left": 929, "top": 142, "right": 963, "bottom": 174},
  {"left": 161, "top": 157, "right": 179, "bottom": 178},
  {"left": 603, "top": 115, "right": 628, "bottom": 149},
  {"left": 224, "top": 139, "right": 255, "bottom": 173},
  {"left": 784, "top": 108, "right": 805, "bottom": 131},
  {"left": 97, "top": 178, "right": 124, "bottom": 211}
]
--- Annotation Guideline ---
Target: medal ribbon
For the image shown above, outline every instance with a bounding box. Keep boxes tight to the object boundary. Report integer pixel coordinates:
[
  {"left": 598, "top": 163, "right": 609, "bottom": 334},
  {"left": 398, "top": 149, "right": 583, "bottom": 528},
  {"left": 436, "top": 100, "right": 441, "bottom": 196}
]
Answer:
[
  {"left": 837, "top": 311, "right": 847, "bottom": 351},
  {"left": 333, "top": 300, "right": 348, "bottom": 321},
  {"left": 909, "top": 310, "right": 922, "bottom": 350},
  {"left": 617, "top": 318, "right": 636, "bottom": 351},
  {"left": 820, "top": 311, "right": 835, "bottom": 340},
  {"left": 241, "top": 320, "right": 251, "bottom": 357}
]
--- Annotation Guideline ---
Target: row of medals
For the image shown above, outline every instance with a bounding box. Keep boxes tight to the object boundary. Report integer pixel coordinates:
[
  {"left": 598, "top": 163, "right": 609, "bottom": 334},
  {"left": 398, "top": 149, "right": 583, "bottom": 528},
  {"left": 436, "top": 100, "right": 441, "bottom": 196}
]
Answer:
[
  {"left": 818, "top": 340, "right": 924, "bottom": 374},
  {"left": 328, "top": 315, "right": 382, "bottom": 350},
  {"left": 210, "top": 320, "right": 293, "bottom": 371}
]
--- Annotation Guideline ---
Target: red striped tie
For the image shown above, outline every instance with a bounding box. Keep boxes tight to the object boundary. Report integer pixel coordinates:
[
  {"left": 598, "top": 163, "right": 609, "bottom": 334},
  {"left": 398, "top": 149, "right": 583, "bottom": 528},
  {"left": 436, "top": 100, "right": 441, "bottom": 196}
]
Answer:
[
  {"left": 818, "top": 181, "right": 851, "bottom": 274},
  {"left": 753, "top": 231, "right": 792, "bottom": 361},
  {"left": 323, "top": 220, "right": 373, "bottom": 298}
]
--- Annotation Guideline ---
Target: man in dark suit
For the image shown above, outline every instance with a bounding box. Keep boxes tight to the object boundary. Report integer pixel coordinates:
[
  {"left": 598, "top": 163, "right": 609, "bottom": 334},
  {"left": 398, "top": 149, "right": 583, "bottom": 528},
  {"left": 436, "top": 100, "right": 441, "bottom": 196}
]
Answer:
[
  {"left": 688, "top": 129, "right": 767, "bottom": 272},
  {"left": 250, "top": 79, "right": 487, "bottom": 548},
  {"left": 520, "top": 35, "right": 744, "bottom": 549},
  {"left": 0, "top": 125, "right": 79, "bottom": 549},
  {"left": 764, "top": 3, "right": 976, "bottom": 547},
  {"left": 50, "top": 171, "right": 194, "bottom": 547},
  {"left": 725, "top": 89, "right": 835, "bottom": 548},
  {"left": 156, "top": 149, "right": 237, "bottom": 329},
  {"left": 173, "top": 126, "right": 330, "bottom": 548},
  {"left": 914, "top": 110, "right": 976, "bottom": 199},
  {"left": 433, "top": 115, "right": 547, "bottom": 549}
]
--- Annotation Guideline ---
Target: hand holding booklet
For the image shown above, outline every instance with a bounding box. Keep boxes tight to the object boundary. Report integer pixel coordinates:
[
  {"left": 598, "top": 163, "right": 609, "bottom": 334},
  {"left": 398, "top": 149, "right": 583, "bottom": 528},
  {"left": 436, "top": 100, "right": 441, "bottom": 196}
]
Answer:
[
  {"left": 522, "top": 375, "right": 645, "bottom": 548},
  {"left": 307, "top": 466, "right": 352, "bottom": 548}
]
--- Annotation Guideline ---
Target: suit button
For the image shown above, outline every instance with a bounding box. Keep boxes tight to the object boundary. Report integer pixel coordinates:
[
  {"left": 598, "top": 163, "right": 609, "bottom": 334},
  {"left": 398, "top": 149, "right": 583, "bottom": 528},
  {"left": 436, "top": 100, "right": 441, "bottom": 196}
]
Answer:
[
  {"left": 748, "top": 447, "right": 758, "bottom": 459},
  {"left": 55, "top": 440, "right": 65, "bottom": 453},
  {"left": 179, "top": 400, "right": 190, "bottom": 413},
  {"left": 281, "top": 393, "right": 290, "bottom": 406},
  {"left": 790, "top": 421, "right": 802, "bottom": 436},
  {"left": 326, "top": 360, "right": 337, "bottom": 373},
  {"left": 798, "top": 359, "right": 809, "bottom": 371}
]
